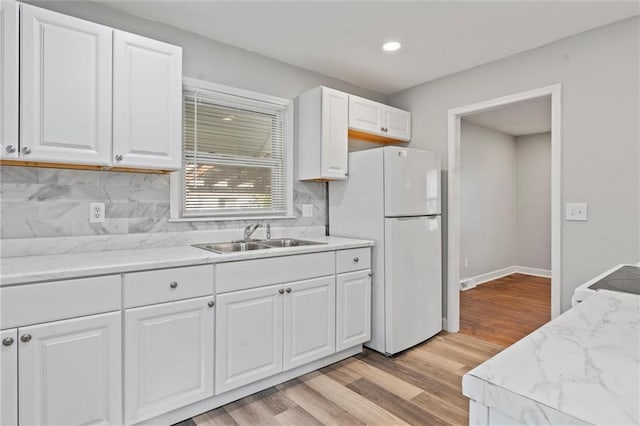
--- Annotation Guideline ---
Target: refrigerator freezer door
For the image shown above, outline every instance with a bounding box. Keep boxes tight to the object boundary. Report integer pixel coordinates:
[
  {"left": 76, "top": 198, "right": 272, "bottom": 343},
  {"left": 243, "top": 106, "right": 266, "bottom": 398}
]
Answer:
[
  {"left": 384, "top": 216, "right": 442, "bottom": 354},
  {"left": 384, "top": 147, "right": 440, "bottom": 217}
]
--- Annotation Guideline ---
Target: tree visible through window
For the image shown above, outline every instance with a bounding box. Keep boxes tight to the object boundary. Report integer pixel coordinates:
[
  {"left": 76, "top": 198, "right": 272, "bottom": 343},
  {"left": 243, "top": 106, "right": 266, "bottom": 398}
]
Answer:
[{"left": 178, "top": 81, "right": 292, "bottom": 219}]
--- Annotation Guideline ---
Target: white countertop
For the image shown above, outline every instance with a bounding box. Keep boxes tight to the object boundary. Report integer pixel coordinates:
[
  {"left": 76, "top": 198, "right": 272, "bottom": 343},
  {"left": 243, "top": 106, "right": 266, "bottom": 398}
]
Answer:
[
  {"left": 0, "top": 236, "right": 373, "bottom": 286},
  {"left": 463, "top": 289, "right": 640, "bottom": 425}
]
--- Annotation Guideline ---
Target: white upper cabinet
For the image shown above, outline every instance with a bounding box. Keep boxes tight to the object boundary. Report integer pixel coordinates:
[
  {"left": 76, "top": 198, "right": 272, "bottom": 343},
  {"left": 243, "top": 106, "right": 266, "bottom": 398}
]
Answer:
[
  {"left": 20, "top": 4, "right": 113, "bottom": 166},
  {"left": 348, "top": 95, "right": 384, "bottom": 135},
  {"left": 0, "top": 0, "right": 19, "bottom": 159},
  {"left": 384, "top": 105, "right": 412, "bottom": 141},
  {"left": 297, "top": 86, "right": 349, "bottom": 181},
  {"left": 348, "top": 95, "right": 411, "bottom": 142},
  {"left": 113, "top": 30, "right": 182, "bottom": 170},
  {"left": 18, "top": 312, "right": 122, "bottom": 425},
  {"left": 1, "top": 329, "right": 18, "bottom": 426}
]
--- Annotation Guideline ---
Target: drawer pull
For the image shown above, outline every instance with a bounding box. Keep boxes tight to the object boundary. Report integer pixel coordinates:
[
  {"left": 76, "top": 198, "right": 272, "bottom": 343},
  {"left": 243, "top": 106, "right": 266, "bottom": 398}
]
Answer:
[
  {"left": 285, "top": 288, "right": 292, "bottom": 293},
  {"left": 208, "top": 300, "right": 215, "bottom": 308},
  {"left": 21, "top": 334, "right": 32, "bottom": 343},
  {"left": 278, "top": 289, "right": 285, "bottom": 295},
  {"left": 2, "top": 337, "right": 14, "bottom": 346},
  {"left": 368, "top": 272, "right": 373, "bottom": 277},
  {"left": 169, "top": 281, "right": 178, "bottom": 289},
  {"left": 353, "top": 257, "right": 360, "bottom": 263}
]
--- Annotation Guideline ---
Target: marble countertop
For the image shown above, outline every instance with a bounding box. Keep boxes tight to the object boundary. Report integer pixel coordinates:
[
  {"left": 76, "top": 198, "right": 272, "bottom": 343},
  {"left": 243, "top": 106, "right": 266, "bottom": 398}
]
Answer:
[
  {"left": 0, "top": 236, "right": 373, "bottom": 286},
  {"left": 463, "top": 289, "right": 640, "bottom": 425}
]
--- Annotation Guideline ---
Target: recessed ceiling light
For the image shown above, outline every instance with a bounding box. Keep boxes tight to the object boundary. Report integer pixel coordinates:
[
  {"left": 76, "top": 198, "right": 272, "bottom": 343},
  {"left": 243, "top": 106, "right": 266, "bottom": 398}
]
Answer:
[
  {"left": 222, "top": 116, "right": 234, "bottom": 121},
  {"left": 382, "top": 41, "right": 402, "bottom": 52}
]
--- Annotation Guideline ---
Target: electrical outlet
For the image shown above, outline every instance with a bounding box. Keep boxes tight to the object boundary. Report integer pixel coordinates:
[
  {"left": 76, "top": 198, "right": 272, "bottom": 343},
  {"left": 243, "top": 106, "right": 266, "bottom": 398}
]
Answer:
[
  {"left": 464, "top": 258, "right": 469, "bottom": 268},
  {"left": 566, "top": 202, "right": 588, "bottom": 221},
  {"left": 302, "top": 204, "right": 313, "bottom": 218},
  {"left": 89, "top": 202, "right": 105, "bottom": 223}
]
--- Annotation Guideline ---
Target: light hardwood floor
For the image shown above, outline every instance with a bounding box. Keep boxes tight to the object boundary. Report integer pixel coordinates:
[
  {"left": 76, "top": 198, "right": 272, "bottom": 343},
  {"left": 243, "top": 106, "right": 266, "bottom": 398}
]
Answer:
[
  {"left": 177, "top": 273, "right": 549, "bottom": 426},
  {"left": 460, "top": 273, "right": 551, "bottom": 346},
  {"left": 178, "top": 333, "right": 503, "bottom": 426}
]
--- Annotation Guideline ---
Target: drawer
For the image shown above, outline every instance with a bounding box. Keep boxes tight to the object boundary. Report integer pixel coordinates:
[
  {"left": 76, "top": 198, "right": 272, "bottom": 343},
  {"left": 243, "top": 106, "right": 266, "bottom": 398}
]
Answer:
[
  {"left": 1, "top": 275, "right": 121, "bottom": 329},
  {"left": 336, "top": 248, "right": 371, "bottom": 273},
  {"left": 125, "top": 265, "right": 213, "bottom": 308},
  {"left": 216, "top": 252, "right": 335, "bottom": 293}
]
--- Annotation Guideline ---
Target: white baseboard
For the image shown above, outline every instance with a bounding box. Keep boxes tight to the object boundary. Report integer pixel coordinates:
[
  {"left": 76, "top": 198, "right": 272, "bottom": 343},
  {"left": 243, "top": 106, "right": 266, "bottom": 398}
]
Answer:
[
  {"left": 460, "top": 265, "right": 551, "bottom": 288},
  {"left": 514, "top": 266, "right": 552, "bottom": 278}
]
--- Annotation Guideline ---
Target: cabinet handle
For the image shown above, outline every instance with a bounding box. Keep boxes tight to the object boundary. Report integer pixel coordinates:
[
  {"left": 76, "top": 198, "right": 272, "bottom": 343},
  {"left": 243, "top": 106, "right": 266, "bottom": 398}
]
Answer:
[
  {"left": 353, "top": 257, "right": 359, "bottom": 263},
  {"left": 285, "top": 288, "right": 292, "bottom": 293},
  {"left": 278, "top": 289, "right": 285, "bottom": 295},
  {"left": 115, "top": 154, "right": 123, "bottom": 162},
  {"left": 20, "top": 334, "right": 32, "bottom": 343},
  {"left": 344, "top": 172, "right": 349, "bottom": 177},
  {"left": 21, "top": 146, "right": 31, "bottom": 155},
  {"left": 5, "top": 145, "right": 16, "bottom": 154},
  {"left": 2, "top": 337, "right": 14, "bottom": 346},
  {"left": 368, "top": 272, "right": 373, "bottom": 277},
  {"left": 380, "top": 126, "right": 385, "bottom": 132},
  {"left": 208, "top": 300, "right": 215, "bottom": 308},
  {"left": 169, "top": 281, "right": 178, "bottom": 289}
]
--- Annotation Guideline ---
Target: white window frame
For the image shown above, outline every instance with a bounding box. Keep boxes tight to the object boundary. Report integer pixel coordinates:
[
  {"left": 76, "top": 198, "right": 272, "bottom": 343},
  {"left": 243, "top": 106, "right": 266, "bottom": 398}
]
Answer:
[{"left": 170, "top": 77, "right": 294, "bottom": 221}]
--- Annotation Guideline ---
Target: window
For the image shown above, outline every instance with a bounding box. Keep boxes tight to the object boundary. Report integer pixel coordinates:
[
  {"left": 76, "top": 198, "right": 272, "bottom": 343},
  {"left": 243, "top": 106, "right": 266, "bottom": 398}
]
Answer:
[{"left": 171, "top": 79, "right": 293, "bottom": 220}]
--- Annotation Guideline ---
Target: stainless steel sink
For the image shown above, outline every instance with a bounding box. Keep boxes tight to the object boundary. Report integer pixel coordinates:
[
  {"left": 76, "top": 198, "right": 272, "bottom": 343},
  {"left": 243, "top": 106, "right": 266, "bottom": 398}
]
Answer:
[
  {"left": 192, "top": 238, "right": 325, "bottom": 254},
  {"left": 192, "top": 241, "right": 272, "bottom": 254},
  {"left": 260, "top": 238, "right": 325, "bottom": 248}
]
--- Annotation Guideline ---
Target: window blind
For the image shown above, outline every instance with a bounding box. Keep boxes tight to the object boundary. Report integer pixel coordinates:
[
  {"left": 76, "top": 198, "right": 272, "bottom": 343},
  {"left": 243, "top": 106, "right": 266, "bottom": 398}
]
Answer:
[{"left": 181, "top": 88, "right": 288, "bottom": 218}]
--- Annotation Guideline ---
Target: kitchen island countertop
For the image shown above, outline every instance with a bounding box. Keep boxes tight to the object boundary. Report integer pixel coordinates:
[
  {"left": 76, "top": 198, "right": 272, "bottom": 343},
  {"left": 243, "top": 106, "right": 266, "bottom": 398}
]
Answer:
[{"left": 463, "top": 289, "right": 639, "bottom": 425}]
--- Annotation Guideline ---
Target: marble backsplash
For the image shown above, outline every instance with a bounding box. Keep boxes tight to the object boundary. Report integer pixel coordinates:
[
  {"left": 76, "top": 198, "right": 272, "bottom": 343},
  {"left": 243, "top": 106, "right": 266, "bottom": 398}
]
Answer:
[{"left": 0, "top": 166, "right": 328, "bottom": 240}]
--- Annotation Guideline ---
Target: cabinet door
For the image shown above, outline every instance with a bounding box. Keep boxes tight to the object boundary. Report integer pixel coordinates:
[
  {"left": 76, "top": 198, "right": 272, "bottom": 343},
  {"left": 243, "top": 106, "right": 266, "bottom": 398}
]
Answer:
[
  {"left": 113, "top": 30, "right": 182, "bottom": 170},
  {"left": 0, "top": 0, "right": 18, "bottom": 159},
  {"left": 336, "top": 270, "right": 372, "bottom": 351},
  {"left": 215, "top": 284, "right": 283, "bottom": 394},
  {"left": 283, "top": 276, "right": 336, "bottom": 370},
  {"left": 0, "top": 329, "right": 17, "bottom": 426},
  {"left": 321, "top": 87, "right": 348, "bottom": 179},
  {"left": 348, "top": 95, "right": 384, "bottom": 135},
  {"left": 20, "top": 4, "right": 112, "bottom": 165},
  {"left": 384, "top": 106, "right": 411, "bottom": 141},
  {"left": 125, "top": 296, "right": 214, "bottom": 424},
  {"left": 19, "top": 312, "right": 121, "bottom": 425}
]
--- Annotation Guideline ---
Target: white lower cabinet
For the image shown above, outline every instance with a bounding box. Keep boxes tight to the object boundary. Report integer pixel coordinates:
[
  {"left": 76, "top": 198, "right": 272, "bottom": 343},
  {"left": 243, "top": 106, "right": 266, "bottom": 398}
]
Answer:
[
  {"left": 215, "top": 284, "right": 283, "bottom": 394},
  {"left": 1, "top": 329, "right": 18, "bottom": 426},
  {"left": 284, "top": 276, "right": 335, "bottom": 370},
  {"left": 18, "top": 312, "right": 122, "bottom": 425},
  {"left": 336, "top": 270, "right": 372, "bottom": 351},
  {"left": 125, "top": 296, "right": 214, "bottom": 424}
]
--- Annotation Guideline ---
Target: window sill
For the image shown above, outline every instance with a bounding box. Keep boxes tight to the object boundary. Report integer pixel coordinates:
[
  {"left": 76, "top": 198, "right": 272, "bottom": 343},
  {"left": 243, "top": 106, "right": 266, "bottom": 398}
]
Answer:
[{"left": 168, "top": 215, "right": 297, "bottom": 223}]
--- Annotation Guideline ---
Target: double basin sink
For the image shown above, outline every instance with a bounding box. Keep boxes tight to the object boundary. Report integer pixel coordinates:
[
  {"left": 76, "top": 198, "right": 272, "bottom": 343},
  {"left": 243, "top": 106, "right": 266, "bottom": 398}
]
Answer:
[{"left": 193, "top": 238, "right": 325, "bottom": 254}]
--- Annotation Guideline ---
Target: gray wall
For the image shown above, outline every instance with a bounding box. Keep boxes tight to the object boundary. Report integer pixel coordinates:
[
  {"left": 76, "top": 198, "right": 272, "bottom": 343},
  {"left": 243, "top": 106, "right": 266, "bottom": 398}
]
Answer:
[
  {"left": 390, "top": 17, "right": 640, "bottom": 312},
  {"left": 460, "top": 121, "right": 517, "bottom": 279},
  {"left": 516, "top": 133, "right": 551, "bottom": 270},
  {"left": 0, "top": 1, "right": 386, "bottom": 240}
]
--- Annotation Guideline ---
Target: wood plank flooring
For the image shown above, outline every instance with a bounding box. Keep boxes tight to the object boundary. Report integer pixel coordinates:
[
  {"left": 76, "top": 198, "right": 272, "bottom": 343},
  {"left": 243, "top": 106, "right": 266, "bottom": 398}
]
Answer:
[
  {"left": 178, "top": 333, "right": 503, "bottom": 426},
  {"left": 176, "top": 274, "right": 548, "bottom": 426},
  {"left": 460, "top": 273, "right": 551, "bottom": 346}
]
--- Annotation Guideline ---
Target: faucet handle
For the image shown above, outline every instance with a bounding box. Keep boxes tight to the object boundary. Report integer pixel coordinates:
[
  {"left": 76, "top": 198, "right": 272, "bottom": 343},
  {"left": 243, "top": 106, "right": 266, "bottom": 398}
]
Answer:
[{"left": 265, "top": 223, "right": 271, "bottom": 240}]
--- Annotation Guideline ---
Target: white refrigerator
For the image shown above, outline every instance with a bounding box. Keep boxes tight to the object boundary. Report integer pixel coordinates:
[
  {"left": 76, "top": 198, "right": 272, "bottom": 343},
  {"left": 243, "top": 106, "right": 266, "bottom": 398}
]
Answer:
[{"left": 329, "top": 146, "right": 442, "bottom": 355}]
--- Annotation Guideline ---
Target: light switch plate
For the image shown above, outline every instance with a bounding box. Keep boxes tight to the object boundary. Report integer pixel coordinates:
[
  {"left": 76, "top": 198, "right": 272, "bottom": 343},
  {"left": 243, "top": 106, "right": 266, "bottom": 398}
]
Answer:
[
  {"left": 302, "top": 204, "right": 313, "bottom": 217},
  {"left": 566, "top": 202, "right": 588, "bottom": 221},
  {"left": 89, "top": 202, "right": 106, "bottom": 223}
]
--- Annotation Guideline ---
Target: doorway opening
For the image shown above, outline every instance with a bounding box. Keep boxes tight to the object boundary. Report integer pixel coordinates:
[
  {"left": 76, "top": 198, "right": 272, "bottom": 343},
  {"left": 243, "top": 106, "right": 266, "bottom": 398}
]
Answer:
[{"left": 446, "top": 85, "right": 561, "bottom": 336}]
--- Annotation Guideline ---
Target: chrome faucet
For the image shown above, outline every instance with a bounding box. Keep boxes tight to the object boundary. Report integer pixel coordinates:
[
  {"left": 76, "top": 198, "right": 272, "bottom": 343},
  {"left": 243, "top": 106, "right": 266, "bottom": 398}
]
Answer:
[
  {"left": 266, "top": 224, "right": 271, "bottom": 240},
  {"left": 243, "top": 223, "right": 261, "bottom": 240}
]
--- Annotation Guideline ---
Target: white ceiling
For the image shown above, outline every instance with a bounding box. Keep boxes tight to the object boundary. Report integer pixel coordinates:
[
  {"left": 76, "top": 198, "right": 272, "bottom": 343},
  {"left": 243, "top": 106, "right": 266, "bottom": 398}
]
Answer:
[
  {"left": 464, "top": 97, "right": 551, "bottom": 136},
  {"left": 97, "top": 1, "right": 639, "bottom": 95}
]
